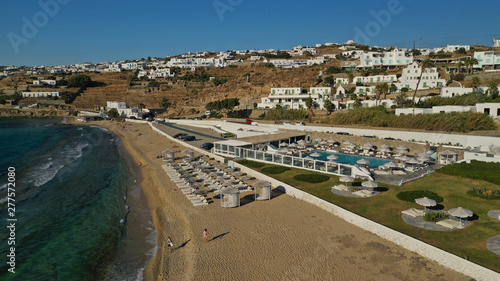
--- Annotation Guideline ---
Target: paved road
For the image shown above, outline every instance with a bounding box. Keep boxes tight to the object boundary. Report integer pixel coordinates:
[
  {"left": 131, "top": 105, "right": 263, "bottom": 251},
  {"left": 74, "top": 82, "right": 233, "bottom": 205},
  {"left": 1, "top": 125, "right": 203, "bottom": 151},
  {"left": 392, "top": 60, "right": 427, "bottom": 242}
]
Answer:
[{"left": 155, "top": 122, "right": 224, "bottom": 149}]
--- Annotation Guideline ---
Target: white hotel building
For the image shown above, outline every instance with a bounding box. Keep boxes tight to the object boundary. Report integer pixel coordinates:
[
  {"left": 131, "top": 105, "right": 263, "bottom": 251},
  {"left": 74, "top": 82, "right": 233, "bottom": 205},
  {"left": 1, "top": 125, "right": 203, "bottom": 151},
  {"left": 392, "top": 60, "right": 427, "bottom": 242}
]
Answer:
[
  {"left": 473, "top": 51, "right": 500, "bottom": 70},
  {"left": 257, "top": 87, "right": 337, "bottom": 110},
  {"left": 166, "top": 58, "right": 226, "bottom": 68},
  {"left": 353, "top": 74, "right": 397, "bottom": 84},
  {"left": 358, "top": 50, "right": 413, "bottom": 69},
  {"left": 22, "top": 92, "right": 60, "bottom": 98},
  {"left": 394, "top": 62, "right": 446, "bottom": 91}
]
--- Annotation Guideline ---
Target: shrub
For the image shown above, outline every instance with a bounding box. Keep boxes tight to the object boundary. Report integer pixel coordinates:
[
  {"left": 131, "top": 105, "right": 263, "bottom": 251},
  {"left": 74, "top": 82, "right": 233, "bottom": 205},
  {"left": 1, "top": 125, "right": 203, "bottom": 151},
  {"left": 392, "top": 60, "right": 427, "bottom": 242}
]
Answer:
[
  {"left": 293, "top": 174, "right": 330, "bottom": 183},
  {"left": 396, "top": 190, "right": 444, "bottom": 203},
  {"left": 237, "top": 160, "right": 265, "bottom": 168},
  {"left": 467, "top": 187, "right": 500, "bottom": 200},
  {"left": 437, "top": 161, "right": 500, "bottom": 186},
  {"left": 424, "top": 212, "right": 448, "bottom": 222},
  {"left": 261, "top": 166, "right": 290, "bottom": 174}
]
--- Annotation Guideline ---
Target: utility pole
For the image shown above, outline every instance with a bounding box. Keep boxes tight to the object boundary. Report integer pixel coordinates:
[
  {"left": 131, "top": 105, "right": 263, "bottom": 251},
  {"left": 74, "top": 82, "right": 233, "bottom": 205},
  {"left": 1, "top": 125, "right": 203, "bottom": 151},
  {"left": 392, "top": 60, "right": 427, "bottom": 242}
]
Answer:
[{"left": 413, "top": 41, "right": 416, "bottom": 50}]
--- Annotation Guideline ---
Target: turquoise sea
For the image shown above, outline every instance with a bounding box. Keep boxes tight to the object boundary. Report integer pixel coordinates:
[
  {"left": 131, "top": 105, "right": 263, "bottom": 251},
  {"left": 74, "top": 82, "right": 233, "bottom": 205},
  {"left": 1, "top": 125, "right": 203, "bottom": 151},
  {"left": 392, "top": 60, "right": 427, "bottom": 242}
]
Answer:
[{"left": 0, "top": 119, "right": 156, "bottom": 281}]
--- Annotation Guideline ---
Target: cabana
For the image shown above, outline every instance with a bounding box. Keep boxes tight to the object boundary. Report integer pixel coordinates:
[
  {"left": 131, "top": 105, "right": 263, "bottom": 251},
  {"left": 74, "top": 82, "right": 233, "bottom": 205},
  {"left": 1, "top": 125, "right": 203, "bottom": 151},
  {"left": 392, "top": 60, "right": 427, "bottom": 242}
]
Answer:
[
  {"left": 220, "top": 188, "right": 240, "bottom": 208},
  {"left": 162, "top": 149, "right": 175, "bottom": 161},
  {"left": 253, "top": 180, "right": 272, "bottom": 200},
  {"left": 439, "top": 150, "right": 458, "bottom": 165},
  {"left": 183, "top": 149, "right": 195, "bottom": 161}
]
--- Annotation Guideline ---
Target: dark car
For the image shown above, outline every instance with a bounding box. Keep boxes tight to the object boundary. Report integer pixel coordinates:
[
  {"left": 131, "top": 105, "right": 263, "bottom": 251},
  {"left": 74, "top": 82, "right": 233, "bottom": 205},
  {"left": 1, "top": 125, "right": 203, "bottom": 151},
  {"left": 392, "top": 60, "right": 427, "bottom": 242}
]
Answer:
[
  {"left": 181, "top": 135, "right": 196, "bottom": 141},
  {"left": 173, "top": 133, "right": 188, "bottom": 139},
  {"left": 336, "top": 132, "right": 350, "bottom": 135},
  {"left": 200, "top": 143, "right": 214, "bottom": 150}
]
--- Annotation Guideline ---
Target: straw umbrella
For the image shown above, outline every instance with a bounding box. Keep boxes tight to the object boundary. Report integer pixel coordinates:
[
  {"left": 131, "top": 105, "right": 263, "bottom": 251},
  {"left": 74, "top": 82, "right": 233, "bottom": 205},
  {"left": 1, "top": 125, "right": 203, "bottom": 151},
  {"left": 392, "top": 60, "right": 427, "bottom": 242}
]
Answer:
[
  {"left": 253, "top": 180, "right": 271, "bottom": 188},
  {"left": 339, "top": 175, "right": 355, "bottom": 187},
  {"left": 327, "top": 139, "right": 337, "bottom": 144},
  {"left": 361, "top": 181, "right": 378, "bottom": 190},
  {"left": 279, "top": 142, "right": 288, "bottom": 147},
  {"left": 327, "top": 154, "right": 338, "bottom": 161},
  {"left": 415, "top": 197, "right": 437, "bottom": 212},
  {"left": 310, "top": 152, "right": 321, "bottom": 158},
  {"left": 315, "top": 138, "right": 323, "bottom": 142},
  {"left": 448, "top": 207, "right": 473, "bottom": 224},
  {"left": 356, "top": 158, "right": 369, "bottom": 165},
  {"left": 396, "top": 145, "right": 408, "bottom": 151},
  {"left": 363, "top": 143, "right": 375, "bottom": 150},
  {"left": 319, "top": 140, "right": 328, "bottom": 145}
]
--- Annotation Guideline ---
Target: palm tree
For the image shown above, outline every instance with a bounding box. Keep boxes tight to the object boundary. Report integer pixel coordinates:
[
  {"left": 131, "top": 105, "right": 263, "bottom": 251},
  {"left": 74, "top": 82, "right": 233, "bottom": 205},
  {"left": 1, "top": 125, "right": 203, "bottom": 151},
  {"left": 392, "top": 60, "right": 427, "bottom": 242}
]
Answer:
[
  {"left": 487, "top": 82, "right": 498, "bottom": 96},
  {"left": 412, "top": 59, "right": 434, "bottom": 114},
  {"left": 305, "top": 97, "right": 315, "bottom": 123},
  {"left": 381, "top": 83, "right": 389, "bottom": 99},
  {"left": 375, "top": 84, "right": 385, "bottom": 106},
  {"left": 389, "top": 83, "right": 397, "bottom": 96},
  {"left": 139, "top": 103, "right": 145, "bottom": 118},
  {"left": 471, "top": 76, "right": 480, "bottom": 91},
  {"left": 469, "top": 58, "right": 478, "bottom": 74},
  {"left": 456, "top": 61, "right": 464, "bottom": 73}
]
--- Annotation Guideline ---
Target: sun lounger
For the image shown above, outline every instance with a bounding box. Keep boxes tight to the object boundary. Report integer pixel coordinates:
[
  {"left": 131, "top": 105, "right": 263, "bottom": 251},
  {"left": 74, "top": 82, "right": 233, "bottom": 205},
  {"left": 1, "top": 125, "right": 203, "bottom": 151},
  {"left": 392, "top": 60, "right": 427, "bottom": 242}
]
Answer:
[
  {"left": 436, "top": 219, "right": 462, "bottom": 229},
  {"left": 352, "top": 190, "right": 373, "bottom": 197},
  {"left": 401, "top": 208, "right": 425, "bottom": 217}
]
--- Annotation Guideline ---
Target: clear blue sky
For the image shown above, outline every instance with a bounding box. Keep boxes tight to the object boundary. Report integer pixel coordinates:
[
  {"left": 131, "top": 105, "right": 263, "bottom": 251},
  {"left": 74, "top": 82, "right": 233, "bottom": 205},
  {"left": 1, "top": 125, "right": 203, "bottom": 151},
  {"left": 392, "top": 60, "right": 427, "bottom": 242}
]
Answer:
[{"left": 1, "top": 0, "right": 498, "bottom": 66}]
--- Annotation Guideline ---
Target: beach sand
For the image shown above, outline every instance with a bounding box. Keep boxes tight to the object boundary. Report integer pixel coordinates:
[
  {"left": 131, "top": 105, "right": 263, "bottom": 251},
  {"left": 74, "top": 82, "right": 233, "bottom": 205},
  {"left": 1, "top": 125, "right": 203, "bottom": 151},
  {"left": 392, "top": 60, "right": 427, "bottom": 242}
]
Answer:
[{"left": 94, "top": 120, "right": 468, "bottom": 281}]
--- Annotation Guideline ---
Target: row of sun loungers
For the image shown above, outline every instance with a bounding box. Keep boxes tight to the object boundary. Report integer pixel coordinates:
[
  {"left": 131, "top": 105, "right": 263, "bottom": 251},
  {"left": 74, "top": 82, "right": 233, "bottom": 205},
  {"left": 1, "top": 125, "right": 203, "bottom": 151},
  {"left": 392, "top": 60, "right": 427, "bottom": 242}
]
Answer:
[
  {"left": 163, "top": 164, "right": 209, "bottom": 206},
  {"left": 401, "top": 209, "right": 463, "bottom": 229}
]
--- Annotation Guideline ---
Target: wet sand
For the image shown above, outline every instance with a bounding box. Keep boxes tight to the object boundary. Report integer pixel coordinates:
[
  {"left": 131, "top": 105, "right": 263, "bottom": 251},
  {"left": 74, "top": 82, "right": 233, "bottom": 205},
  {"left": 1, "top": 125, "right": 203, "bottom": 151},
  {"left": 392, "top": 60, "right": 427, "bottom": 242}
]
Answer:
[{"left": 94, "top": 120, "right": 468, "bottom": 281}]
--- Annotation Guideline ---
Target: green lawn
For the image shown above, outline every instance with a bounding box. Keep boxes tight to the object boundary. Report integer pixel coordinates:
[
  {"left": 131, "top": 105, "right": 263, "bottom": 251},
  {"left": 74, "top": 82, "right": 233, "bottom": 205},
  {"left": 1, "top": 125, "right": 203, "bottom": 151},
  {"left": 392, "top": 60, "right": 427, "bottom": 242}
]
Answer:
[{"left": 245, "top": 161, "right": 500, "bottom": 273}]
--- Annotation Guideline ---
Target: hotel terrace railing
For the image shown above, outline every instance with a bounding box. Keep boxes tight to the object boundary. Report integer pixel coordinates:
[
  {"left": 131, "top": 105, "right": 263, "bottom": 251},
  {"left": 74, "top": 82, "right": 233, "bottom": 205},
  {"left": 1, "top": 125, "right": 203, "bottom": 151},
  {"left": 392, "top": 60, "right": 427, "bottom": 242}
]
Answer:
[{"left": 214, "top": 144, "right": 353, "bottom": 177}]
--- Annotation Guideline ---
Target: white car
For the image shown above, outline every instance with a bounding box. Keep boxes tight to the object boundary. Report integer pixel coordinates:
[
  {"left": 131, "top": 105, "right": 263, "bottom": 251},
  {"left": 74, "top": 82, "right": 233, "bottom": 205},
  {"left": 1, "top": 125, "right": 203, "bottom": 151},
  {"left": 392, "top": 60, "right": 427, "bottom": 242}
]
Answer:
[
  {"left": 283, "top": 121, "right": 292, "bottom": 125},
  {"left": 295, "top": 122, "right": 306, "bottom": 126}
]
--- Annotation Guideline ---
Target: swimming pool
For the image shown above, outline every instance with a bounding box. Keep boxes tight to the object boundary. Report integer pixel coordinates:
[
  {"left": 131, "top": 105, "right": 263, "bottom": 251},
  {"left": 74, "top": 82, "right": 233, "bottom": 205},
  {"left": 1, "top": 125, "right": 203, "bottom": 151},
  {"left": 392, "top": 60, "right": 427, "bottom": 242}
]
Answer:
[{"left": 305, "top": 151, "right": 390, "bottom": 168}]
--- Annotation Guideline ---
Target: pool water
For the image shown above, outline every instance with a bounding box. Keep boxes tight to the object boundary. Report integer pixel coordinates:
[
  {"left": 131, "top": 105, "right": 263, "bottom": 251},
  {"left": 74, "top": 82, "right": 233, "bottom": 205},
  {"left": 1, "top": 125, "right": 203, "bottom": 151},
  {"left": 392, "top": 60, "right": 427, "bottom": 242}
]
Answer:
[{"left": 305, "top": 151, "right": 391, "bottom": 168}]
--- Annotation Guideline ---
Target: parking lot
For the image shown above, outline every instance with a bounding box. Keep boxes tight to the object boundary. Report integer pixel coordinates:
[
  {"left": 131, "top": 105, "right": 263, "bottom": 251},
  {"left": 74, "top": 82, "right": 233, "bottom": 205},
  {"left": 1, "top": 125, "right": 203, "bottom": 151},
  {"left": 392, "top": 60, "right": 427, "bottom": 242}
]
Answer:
[{"left": 155, "top": 122, "right": 224, "bottom": 149}]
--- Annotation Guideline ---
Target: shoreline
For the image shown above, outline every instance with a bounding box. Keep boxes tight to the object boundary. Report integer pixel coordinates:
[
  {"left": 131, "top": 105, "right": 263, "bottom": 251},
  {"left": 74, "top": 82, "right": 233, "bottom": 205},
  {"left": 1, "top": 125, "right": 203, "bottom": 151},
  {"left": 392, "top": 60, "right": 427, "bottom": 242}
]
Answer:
[{"left": 87, "top": 120, "right": 469, "bottom": 280}]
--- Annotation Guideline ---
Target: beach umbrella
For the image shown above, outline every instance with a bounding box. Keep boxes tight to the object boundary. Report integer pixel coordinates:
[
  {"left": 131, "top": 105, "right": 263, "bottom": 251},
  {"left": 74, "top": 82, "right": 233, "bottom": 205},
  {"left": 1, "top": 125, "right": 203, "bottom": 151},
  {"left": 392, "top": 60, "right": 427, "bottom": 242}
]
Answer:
[
  {"left": 303, "top": 156, "right": 314, "bottom": 160},
  {"left": 448, "top": 207, "right": 473, "bottom": 224},
  {"left": 361, "top": 181, "right": 378, "bottom": 189},
  {"left": 239, "top": 175, "right": 251, "bottom": 181},
  {"left": 339, "top": 175, "right": 355, "bottom": 183},
  {"left": 279, "top": 142, "right": 288, "bottom": 147},
  {"left": 253, "top": 180, "right": 271, "bottom": 187},
  {"left": 297, "top": 139, "right": 306, "bottom": 144},
  {"left": 415, "top": 197, "right": 437, "bottom": 211},
  {"left": 223, "top": 181, "right": 233, "bottom": 187},
  {"left": 383, "top": 162, "right": 397, "bottom": 169},
  {"left": 396, "top": 145, "right": 408, "bottom": 151},
  {"left": 363, "top": 143, "right": 375, "bottom": 149},
  {"left": 319, "top": 140, "right": 328, "bottom": 145},
  {"left": 202, "top": 155, "right": 210, "bottom": 159},
  {"left": 380, "top": 144, "right": 391, "bottom": 149},
  {"left": 315, "top": 138, "right": 323, "bottom": 142},
  {"left": 310, "top": 152, "right": 321, "bottom": 158},
  {"left": 288, "top": 143, "right": 297, "bottom": 148},
  {"left": 380, "top": 146, "right": 392, "bottom": 152},
  {"left": 343, "top": 140, "right": 353, "bottom": 145},
  {"left": 356, "top": 158, "right": 369, "bottom": 165},
  {"left": 406, "top": 158, "right": 420, "bottom": 165},
  {"left": 327, "top": 139, "right": 337, "bottom": 143},
  {"left": 216, "top": 176, "right": 226, "bottom": 182},
  {"left": 194, "top": 189, "right": 208, "bottom": 195},
  {"left": 327, "top": 154, "right": 338, "bottom": 160},
  {"left": 397, "top": 149, "right": 409, "bottom": 154},
  {"left": 417, "top": 156, "right": 433, "bottom": 162},
  {"left": 191, "top": 183, "right": 201, "bottom": 189},
  {"left": 346, "top": 143, "right": 357, "bottom": 148},
  {"left": 232, "top": 171, "right": 243, "bottom": 177},
  {"left": 397, "top": 155, "right": 411, "bottom": 162},
  {"left": 418, "top": 152, "right": 429, "bottom": 157}
]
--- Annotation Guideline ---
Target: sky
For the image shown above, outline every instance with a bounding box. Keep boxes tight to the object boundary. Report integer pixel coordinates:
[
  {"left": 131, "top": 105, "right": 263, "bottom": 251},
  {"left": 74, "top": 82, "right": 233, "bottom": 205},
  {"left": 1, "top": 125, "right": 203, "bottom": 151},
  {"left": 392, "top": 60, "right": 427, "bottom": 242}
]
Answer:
[{"left": 0, "top": 0, "right": 498, "bottom": 66}]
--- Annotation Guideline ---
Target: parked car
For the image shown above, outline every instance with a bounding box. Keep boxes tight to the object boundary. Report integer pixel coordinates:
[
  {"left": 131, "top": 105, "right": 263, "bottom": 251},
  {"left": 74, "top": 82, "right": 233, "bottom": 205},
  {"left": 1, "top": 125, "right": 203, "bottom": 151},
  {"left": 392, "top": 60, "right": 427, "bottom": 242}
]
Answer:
[
  {"left": 181, "top": 135, "right": 196, "bottom": 141},
  {"left": 295, "top": 122, "right": 306, "bottom": 126},
  {"left": 173, "top": 133, "right": 188, "bottom": 139},
  {"left": 194, "top": 117, "right": 201, "bottom": 120},
  {"left": 246, "top": 119, "right": 253, "bottom": 124},
  {"left": 283, "top": 121, "right": 292, "bottom": 125},
  {"left": 200, "top": 143, "right": 214, "bottom": 150},
  {"left": 155, "top": 118, "right": 165, "bottom": 122},
  {"left": 336, "top": 132, "right": 350, "bottom": 135}
]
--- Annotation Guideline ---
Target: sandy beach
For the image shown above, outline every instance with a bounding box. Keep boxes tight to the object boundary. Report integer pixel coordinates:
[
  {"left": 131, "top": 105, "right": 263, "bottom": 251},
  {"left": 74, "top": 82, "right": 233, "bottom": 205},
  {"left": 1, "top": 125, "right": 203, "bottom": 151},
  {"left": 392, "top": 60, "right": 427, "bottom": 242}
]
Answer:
[{"left": 93, "top": 120, "right": 468, "bottom": 281}]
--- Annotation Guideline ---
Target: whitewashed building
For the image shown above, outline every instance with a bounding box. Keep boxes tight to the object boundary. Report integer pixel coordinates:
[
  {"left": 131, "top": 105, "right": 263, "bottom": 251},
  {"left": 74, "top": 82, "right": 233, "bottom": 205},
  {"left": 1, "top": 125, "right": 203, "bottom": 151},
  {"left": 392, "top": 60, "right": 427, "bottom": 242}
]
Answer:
[
  {"left": 33, "top": 80, "right": 57, "bottom": 85},
  {"left": 394, "top": 62, "right": 446, "bottom": 91},
  {"left": 257, "top": 87, "right": 336, "bottom": 110},
  {"left": 354, "top": 86, "right": 377, "bottom": 96},
  {"left": 440, "top": 87, "right": 474, "bottom": 98},
  {"left": 122, "top": 62, "right": 146, "bottom": 70},
  {"left": 473, "top": 51, "right": 500, "bottom": 70},
  {"left": 444, "top": 45, "right": 470, "bottom": 52},
  {"left": 138, "top": 68, "right": 174, "bottom": 79},
  {"left": 353, "top": 75, "right": 397, "bottom": 84},
  {"left": 22, "top": 92, "right": 60, "bottom": 98},
  {"left": 107, "top": 101, "right": 144, "bottom": 118},
  {"left": 475, "top": 103, "right": 500, "bottom": 118},
  {"left": 358, "top": 50, "right": 413, "bottom": 69},
  {"left": 166, "top": 58, "right": 226, "bottom": 68}
]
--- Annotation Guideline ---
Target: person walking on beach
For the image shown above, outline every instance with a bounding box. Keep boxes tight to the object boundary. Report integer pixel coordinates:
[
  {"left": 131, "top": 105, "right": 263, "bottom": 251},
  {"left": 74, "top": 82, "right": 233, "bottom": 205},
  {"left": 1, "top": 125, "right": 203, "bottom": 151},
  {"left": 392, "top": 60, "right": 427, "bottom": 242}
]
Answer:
[
  {"left": 167, "top": 237, "right": 173, "bottom": 253},
  {"left": 203, "top": 229, "right": 209, "bottom": 243}
]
